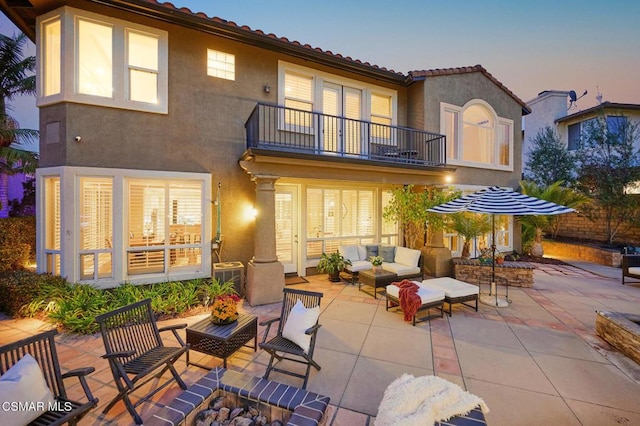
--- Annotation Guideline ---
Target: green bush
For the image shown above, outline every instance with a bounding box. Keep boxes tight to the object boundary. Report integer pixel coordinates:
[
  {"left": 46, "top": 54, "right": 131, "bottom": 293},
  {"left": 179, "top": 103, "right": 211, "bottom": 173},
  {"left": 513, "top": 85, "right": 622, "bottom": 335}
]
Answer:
[
  {"left": 0, "top": 217, "right": 36, "bottom": 272},
  {"left": 1, "top": 272, "right": 216, "bottom": 334},
  {"left": 0, "top": 271, "right": 69, "bottom": 316}
]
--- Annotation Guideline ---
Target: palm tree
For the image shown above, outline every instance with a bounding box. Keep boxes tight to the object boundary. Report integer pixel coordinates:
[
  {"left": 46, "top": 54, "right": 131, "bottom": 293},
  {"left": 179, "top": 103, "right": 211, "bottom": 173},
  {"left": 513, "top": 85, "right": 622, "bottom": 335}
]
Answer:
[
  {"left": 447, "top": 212, "right": 492, "bottom": 259},
  {"left": 519, "top": 181, "right": 590, "bottom": 256},
  {"left": 0, "top": 32, "right": 39, "bottom": 210}
]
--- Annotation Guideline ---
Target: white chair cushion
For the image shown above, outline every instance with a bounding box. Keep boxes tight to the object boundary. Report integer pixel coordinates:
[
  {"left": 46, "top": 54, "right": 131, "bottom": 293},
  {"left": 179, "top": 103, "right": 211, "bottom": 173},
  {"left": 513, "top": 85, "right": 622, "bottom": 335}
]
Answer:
[
  {"left": 345, "top": 260, "right": 371, "bottom": 272},
  {"left": 394, "top": 246, "right": 421, "bottom": 268},
  {"left": 386, "top": 283, "right": 445, "bottom": 304},
  {"left": 628, "top": 267, "right": 640, "bottom": 275},
  {"left": 422, "top": 278, "right": 479, "bottom": 298},
  {"left": 339, "top": 245, "right": 361, "bottom": 263},
  {"left": 383, "top": 262, "right": 421, "bottom": 277},
  {"left": 282, "top": 299, "right": 320, "bottom": 354},
  {"left": 0, "top": 354, "right": 55, "bottom": 426}
]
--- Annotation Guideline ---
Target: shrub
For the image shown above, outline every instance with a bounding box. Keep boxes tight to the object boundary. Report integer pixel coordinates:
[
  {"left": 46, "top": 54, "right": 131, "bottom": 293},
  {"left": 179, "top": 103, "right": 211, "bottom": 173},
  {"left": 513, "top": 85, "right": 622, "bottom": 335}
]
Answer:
[
  {"left": 0, "top": 217, "right": 36, "bottom": 271},
  {"left": 0, "top": 270, "right": 69, "bottom": 316}
]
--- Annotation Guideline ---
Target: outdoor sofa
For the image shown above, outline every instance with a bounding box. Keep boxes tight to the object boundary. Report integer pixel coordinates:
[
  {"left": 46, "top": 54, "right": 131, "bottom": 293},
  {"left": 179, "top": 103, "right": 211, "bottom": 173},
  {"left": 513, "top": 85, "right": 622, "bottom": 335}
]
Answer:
[{"left": 340, "top": 244, "right": 423, "bottom": 284}]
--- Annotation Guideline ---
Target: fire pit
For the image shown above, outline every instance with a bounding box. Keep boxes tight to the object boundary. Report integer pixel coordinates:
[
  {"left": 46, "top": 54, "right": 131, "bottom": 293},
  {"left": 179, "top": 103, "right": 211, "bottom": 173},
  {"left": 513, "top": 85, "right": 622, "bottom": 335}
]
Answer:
[
  {"left": 147, "top": 368, "right": 330, "bottom": 426},
  {"left": 596, "top": 311, "right": 640, "bottom": 365}
]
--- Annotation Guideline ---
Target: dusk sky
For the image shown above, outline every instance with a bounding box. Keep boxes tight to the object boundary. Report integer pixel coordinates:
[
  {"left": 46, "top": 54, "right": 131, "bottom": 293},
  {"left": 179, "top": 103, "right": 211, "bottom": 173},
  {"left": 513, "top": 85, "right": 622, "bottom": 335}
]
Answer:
[{"left": 2, "top": 0, "right": 639, "bottom": 153}]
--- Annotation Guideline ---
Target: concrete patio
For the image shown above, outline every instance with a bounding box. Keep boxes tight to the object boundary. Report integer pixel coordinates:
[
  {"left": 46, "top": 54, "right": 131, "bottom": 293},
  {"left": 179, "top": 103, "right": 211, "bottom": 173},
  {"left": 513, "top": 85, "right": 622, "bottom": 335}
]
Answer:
[{"left": 1, "top": 260, "right": 640, "bottom": 425}]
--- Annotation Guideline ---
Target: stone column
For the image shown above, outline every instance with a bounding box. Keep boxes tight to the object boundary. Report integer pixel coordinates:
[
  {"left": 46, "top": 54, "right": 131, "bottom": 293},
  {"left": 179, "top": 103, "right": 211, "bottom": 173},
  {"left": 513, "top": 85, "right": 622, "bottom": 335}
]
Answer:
[
  {"left": 422, "top": 225, "right": 453, "bottom": 277},
  {"left": 246, "top": 175, "right": 285, "bottom": 306}
]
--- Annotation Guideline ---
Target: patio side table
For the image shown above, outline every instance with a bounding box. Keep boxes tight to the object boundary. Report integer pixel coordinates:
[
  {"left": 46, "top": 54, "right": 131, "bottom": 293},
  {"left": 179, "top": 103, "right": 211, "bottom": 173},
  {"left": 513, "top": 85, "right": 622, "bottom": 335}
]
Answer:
[
  {"left": 186, "top": 313, "right": 257, "bottom": 368},
  {"left": 358, "top": 269, "right": 398, "bottom": 299}
]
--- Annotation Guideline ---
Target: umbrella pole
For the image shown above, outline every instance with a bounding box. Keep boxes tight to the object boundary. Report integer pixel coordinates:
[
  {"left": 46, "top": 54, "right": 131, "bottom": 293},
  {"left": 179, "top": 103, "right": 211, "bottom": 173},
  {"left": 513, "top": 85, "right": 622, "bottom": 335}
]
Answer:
[{"left": 492, "top": 214, "right": 497, "bottom": 306}]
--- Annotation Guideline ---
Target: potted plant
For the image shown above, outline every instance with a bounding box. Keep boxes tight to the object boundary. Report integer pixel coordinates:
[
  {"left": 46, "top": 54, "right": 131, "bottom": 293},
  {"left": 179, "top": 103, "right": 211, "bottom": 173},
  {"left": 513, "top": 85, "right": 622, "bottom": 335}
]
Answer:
[
  {"left": 495, "top": 252, "right": 505, "bottom": 265},
  {"left": 317, "top": 251, "right": 351, "bottom": 282},
  {"left": 478, "top": 247, "right": 493, "bottom": 265},
  {"left": 369, "top": 255, "right": 384, "bottom": 272},
  {"left": 201, "top": 278, "right": 240, "bottom": 324}
]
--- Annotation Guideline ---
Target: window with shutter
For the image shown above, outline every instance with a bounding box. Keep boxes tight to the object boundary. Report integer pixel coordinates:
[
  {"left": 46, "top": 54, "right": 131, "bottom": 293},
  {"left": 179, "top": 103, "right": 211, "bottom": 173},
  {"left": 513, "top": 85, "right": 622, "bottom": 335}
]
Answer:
[
  {"left": 44, "top": 177, "right": 61, "bottom": 275},
  {"left": 79, "top": 178, "right": 113, "bottom": 280},
  {"left": 127, "top": 179, "right": 203, "bottom": 275}
]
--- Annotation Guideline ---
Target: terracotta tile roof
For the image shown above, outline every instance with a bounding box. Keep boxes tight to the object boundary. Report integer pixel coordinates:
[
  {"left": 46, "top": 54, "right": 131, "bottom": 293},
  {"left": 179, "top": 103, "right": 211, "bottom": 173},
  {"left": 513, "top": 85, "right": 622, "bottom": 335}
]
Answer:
[
  {"left": 409, "top": 65, "right": 530, "bottom": 113},
  {"left": 139, "top": 0, "right": 405, "bottom": 80}
]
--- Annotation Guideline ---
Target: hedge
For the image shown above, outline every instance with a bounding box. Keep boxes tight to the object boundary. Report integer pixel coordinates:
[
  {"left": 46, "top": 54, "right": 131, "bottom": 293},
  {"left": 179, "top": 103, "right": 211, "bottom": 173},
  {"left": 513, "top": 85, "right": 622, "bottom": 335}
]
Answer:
[{"left": 0, "top": 217, "right": 36, "bottom": 272}]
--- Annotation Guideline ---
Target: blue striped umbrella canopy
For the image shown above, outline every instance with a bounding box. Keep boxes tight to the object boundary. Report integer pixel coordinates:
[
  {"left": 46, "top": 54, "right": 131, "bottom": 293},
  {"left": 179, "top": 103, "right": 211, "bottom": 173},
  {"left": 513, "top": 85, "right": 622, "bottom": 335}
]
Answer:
[
  {"left": 428, "top": 186, "right": 574, "bottom": 307},
  {"left": 427, "top": 186, "right": 575, "bottom": 216}
]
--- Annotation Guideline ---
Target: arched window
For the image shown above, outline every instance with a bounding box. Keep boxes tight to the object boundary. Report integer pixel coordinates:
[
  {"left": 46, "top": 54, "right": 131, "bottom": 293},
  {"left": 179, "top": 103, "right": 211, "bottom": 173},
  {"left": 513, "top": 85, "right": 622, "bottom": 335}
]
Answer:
[{"left": 441, "top": 100, "right": 513, "bottom": 170}]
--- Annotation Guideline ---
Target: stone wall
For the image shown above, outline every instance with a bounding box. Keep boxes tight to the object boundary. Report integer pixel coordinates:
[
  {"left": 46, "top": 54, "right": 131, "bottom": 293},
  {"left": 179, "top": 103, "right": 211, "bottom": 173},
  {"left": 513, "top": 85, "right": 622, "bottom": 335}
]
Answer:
[
  {"left": 452, "top": 259, "right": 535, "bottom": 288},
  {"left": 542, "top": 240, "right": 622, "bottom": 267},
  {"left": 554, "top": 211, "right": 640, "bottom": 245}
]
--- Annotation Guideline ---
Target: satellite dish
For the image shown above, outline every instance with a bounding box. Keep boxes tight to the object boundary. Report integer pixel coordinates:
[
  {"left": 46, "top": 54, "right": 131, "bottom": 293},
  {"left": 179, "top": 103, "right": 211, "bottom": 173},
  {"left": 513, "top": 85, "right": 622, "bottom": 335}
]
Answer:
[{"left": 567, "top": 89, "right": 587, "bottom": 110}]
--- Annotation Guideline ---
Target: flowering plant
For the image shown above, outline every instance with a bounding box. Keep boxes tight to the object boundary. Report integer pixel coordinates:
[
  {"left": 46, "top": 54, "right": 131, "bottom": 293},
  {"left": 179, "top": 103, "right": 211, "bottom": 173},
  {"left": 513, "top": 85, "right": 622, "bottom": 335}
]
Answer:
[
  {"left": 210, "top": 294, "right": 240, "bottom": 324},
  {"left": 369, "top": 255, "right": 384, "bottom": 266}
]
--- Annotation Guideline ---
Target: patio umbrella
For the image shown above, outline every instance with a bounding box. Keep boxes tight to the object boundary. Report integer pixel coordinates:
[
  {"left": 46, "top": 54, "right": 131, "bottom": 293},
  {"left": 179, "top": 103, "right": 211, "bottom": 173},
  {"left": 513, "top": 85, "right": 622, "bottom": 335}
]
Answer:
[{"left": 428, "top": 186, "right": 575, "bottom": 307}]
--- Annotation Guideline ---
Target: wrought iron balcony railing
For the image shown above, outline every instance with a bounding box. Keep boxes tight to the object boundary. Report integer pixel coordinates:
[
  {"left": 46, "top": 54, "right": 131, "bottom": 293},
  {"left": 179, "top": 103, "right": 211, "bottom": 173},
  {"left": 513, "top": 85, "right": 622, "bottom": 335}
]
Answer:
[{"left": 245, "top": 103, "right": 446, "bottom": 167}]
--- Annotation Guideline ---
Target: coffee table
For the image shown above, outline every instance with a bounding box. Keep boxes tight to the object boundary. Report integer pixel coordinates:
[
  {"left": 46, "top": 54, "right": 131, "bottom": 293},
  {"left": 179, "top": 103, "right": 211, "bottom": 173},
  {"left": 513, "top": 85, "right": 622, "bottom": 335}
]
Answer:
[
  {"left": 186, "top": 313, "right": 257, "bottom": 368},
  {"left": 358, "top": 269, "right": 398, "bottom": 299}
]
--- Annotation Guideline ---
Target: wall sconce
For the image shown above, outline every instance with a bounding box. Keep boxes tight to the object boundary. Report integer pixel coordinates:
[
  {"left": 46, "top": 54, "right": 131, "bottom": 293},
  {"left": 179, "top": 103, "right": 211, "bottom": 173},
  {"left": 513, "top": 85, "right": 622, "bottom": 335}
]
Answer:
[
  {"left": 250, "top": 207, "right": 258, "bottom": 219},
  {"left": 263, "top": 85, "right": 271, "bottom": 94},
  {"left": 444, "top": 174, "right": 453, "bottom": 183},
  {"left": 245, "top": 205, "right": 258, "bottom": 222}
]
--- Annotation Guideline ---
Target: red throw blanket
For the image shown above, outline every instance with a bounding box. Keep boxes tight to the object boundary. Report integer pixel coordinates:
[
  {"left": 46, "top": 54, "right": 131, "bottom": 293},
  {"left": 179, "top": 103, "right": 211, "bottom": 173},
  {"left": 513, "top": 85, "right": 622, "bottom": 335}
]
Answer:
[{"left": 397, "top": 279, "right": 422, "bottom": 322}]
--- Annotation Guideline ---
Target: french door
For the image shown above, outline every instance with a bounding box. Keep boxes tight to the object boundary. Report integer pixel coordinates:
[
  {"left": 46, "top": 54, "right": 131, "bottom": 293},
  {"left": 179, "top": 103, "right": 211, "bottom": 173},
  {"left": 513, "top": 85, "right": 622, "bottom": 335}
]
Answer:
[
  {"left": 275, "top": 185, "right": 299, "bottom": 274},
  {"left": 322, "top": 83, "right": 363, "bottom": 155}
]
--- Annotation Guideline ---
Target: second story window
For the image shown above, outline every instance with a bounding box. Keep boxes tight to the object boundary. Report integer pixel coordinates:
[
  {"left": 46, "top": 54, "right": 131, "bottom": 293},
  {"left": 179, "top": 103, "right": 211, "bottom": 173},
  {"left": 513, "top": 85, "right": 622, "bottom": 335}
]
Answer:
[
  {"left": 441, "top": 100, "right": 513, "bottom": 170},
  {"left": 284, "top": 71, "right": 314, "bottom": 129},
  {"left": 38, "top": 6, "right": 168, "bottom": 114},
  {"left": 207, "top": 49, "right": 235, "bottom": 81}
]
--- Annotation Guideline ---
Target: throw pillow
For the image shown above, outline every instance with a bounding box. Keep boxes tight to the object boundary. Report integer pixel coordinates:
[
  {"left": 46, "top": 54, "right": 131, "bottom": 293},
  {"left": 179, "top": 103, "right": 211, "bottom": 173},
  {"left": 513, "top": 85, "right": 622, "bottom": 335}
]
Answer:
[
  {"left": 0, "top": 354, "right": 55, "bottom": 426},
  {"left": 379, "top": 245, "right": 396, "bottom": 263},
  {"left": 365, "top": 245, "right": 379, "bottom": 259},
  {"left": 339, "top": 245, "right": 360, "bottom": 263},
  {"left": 282, "top": 299, "right": 321, "bottom": 353}
]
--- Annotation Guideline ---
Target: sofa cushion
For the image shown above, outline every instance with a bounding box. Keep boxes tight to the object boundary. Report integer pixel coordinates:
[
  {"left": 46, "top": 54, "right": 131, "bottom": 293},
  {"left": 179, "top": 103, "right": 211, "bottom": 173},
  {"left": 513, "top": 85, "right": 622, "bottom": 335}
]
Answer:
[
  {"left": 386, "top": 283, "right": 444, "bottom": 304},
  {"left": 422, "top": 278, "right": 478, "bottom": 298},
  {"left": 357, "top": 245, "right": 367, "bottom": 261},
  {"left": 379, "top": 245, "right": 396, "bottom": 263},
  {"left": 628, "top": 267, "right": 640, "bottom": 276},
  {"left": 394, "top": 246, "right": 421, "bottom": 268},
  {"left": 345, "top": 260, "right": 372, "bottom": 272},
  {"left": 339, "top": 245, "right": 361, "bottom": 263},
  {"left": 365, "top": 244, "right": 379, "bottom": 259},
  {"left": 383, "top": 262, "right": 421, "bottom": 277}
]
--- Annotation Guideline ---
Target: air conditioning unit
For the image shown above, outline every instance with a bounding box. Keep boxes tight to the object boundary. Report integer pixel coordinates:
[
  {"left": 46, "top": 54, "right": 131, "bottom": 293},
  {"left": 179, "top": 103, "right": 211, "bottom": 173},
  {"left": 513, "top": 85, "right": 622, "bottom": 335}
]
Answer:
[{"left": 213, "top": 261, "right": 245, "bottom": 296}]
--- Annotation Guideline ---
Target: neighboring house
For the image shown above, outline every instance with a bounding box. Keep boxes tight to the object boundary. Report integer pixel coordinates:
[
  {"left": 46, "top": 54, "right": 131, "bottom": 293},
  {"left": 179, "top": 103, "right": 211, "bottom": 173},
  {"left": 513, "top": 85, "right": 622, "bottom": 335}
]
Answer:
[
  {"left": 0, "top": 0, "right": 529, "bottom": 301},
  {"left": 524, "top": 90, "right": 640, "bottom": 172}
]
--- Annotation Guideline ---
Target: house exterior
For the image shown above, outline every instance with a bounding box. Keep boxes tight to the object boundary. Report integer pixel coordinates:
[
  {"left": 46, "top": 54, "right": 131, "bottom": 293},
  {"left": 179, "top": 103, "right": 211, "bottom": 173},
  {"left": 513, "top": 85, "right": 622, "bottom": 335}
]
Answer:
[
  {"left": 0, "top": 0, "right": 529, "bottom": 304},
  {"left": 524, "top": 90, "right": 640, "bottom": 173}
]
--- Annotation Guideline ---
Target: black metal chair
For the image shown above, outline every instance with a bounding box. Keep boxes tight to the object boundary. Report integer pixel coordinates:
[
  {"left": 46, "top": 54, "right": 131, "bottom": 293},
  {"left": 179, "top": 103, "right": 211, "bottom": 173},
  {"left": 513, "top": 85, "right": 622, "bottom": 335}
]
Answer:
[
  {"left": 259, "top": 288, "right": 323, "bottom": 389},
  {"left": 95, "top": 299, "right": 189, "bottom": 425},
  {"left": 0, "top": 329, "right": 98, "bottom": 426}
]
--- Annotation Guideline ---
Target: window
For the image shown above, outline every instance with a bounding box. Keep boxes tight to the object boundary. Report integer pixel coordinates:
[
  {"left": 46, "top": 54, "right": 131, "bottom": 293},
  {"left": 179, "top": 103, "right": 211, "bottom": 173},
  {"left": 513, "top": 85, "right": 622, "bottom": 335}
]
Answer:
[
  {"left": 77, "top": 19, "right": 113, "bottom": 97},
  {"left": 371, "top": 93, "right": 392, "bottom": 140},
  {"left": 79, "top": 178, "right": 113, "bottom": 280},
  {"left": 43, "top": 177, "right": 61, "bottom": 275},
  {"left": 607, "top": 115, "right": 628, "bottom": 143},
  {"left": 441, "top": 101, "right": 514, "bottom": 170},
  {"left": 128, "top": 179, "right": 203, "bottom": 275},
  {"left": 568, "top": 123, "right": 581, "bottom": 151},
  {"left": 207, "top": 49, "right": 235, "bottom": 81},
  {"left": 38, "top": 7, "right": 168, "bottom": 113},
  {"left": 284, "top": 71, "right": 314, "bottom": 129},
  {"left": 42, "top": 18, "right": 61, "bottom": 96},
  {"left": 306, "top": 187, "right": 383, "bottom": 257},
  {"left": 128, "top": 31, "right": 159, "bottom": 103}
]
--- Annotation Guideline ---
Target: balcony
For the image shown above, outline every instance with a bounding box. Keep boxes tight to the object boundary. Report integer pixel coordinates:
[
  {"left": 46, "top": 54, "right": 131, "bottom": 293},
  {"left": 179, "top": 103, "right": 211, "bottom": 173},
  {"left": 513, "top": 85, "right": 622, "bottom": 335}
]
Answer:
[{"left": 245, "top": 103, "right": 447, "bottom": 168}]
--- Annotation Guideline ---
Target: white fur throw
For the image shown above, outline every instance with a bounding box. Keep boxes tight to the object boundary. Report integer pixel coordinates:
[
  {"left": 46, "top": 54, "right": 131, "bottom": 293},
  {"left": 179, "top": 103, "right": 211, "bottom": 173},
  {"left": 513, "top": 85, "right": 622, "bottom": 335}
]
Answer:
[{"left": 375, "top": 374, "right": 489, "bottom": 426}]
